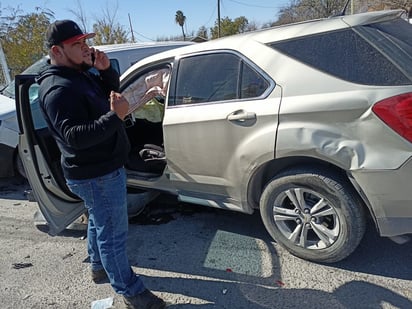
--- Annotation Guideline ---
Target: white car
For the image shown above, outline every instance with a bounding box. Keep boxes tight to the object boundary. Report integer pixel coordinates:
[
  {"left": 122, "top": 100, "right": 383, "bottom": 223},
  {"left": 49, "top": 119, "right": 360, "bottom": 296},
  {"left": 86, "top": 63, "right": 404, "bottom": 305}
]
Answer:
[{"left": 0, "top": 41, "right": 193, "bottom": 177}]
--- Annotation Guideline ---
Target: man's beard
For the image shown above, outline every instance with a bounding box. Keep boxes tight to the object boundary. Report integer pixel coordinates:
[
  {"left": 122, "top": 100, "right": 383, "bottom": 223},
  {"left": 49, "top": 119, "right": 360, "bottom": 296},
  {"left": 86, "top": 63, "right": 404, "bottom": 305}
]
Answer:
[
  {"left": 79, "top": 61, "right": 93, "bottom": 71},
  {"left": 64, "top": 51, "right": 93, "bottom": 71}
]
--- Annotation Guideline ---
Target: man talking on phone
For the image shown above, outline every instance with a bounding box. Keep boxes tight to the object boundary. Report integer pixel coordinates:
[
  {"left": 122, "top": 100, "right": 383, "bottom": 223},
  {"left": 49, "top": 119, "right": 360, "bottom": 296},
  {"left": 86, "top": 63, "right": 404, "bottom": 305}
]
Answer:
[{"left": 37, "top": 20, "right": 166, "bottom": 309}]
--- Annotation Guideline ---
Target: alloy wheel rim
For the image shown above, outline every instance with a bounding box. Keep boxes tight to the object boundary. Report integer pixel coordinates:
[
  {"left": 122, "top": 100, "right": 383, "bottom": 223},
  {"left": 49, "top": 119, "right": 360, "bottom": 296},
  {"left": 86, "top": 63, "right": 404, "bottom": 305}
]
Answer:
[{"left": 272, "top": 187, "right": 340, "bottom": 250}]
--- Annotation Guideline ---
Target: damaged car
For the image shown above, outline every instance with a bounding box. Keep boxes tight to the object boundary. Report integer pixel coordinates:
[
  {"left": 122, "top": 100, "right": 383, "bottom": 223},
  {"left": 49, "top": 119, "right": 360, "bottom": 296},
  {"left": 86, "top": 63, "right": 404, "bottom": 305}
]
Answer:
[{"left": 16, "top": 9, "right": 412, "bottom": 263}]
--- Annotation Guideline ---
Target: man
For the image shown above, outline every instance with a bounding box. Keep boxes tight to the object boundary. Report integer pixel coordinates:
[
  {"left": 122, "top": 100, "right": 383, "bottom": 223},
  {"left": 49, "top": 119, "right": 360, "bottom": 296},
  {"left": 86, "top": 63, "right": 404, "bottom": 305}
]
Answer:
[{"left": 37, "top": 20, "right": 166, "bottom": 309}]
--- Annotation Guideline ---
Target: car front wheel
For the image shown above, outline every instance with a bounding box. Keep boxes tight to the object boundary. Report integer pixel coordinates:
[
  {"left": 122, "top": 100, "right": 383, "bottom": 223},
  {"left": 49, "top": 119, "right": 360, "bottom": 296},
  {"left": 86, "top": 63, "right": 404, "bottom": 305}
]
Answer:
[{"left": 260, "top": 167, "right": 366, "bottom": 263}]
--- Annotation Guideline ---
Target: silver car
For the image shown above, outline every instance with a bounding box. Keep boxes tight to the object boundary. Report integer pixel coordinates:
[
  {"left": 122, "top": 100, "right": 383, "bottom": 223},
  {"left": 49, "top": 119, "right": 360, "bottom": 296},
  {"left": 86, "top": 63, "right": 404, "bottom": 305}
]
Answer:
[{"left": 16, "top": 9, "right": 412, "bottom": 263}]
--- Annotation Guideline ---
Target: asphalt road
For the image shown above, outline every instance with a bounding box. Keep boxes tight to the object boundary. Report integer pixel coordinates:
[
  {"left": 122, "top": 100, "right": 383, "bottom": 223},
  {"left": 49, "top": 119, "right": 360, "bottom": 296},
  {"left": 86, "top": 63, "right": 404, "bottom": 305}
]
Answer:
[{"left": 0, "top": 176, "right": 411, "bottom": 309}]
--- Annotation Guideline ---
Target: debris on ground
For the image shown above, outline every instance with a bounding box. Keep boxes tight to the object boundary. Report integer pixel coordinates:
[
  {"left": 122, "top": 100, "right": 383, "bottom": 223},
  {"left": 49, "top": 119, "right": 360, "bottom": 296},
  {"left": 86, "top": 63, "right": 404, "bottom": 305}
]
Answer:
[
  {"left": 12, "top": 262, "right": 33, "bottom": 269},
  {"left": 91, "top": 297, "right": 114, "bottom": 309}
]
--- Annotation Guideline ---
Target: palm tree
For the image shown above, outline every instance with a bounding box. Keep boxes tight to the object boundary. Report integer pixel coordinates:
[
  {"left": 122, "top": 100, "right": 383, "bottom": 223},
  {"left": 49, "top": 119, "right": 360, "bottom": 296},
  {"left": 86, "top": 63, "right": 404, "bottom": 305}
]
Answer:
[{"left": 175, "top": 10, "right": 186, "bottom": 40}]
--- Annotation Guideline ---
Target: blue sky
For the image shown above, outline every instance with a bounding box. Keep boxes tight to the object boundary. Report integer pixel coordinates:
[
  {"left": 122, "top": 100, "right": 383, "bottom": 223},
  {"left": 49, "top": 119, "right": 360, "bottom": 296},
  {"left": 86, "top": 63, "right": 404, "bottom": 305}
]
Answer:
[{"left": 0, "top": 0, "right": 289, "bottom": 41}]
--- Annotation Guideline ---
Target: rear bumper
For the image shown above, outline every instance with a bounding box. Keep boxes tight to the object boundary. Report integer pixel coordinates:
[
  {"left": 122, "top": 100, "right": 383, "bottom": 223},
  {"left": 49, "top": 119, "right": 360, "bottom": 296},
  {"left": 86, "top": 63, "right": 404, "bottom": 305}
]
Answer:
[
  {"left": 351, "top": 157, "right": 412, "bottom": 237},
  {"left": 0, "top": 143, "right": 15, "bottom": 177}
]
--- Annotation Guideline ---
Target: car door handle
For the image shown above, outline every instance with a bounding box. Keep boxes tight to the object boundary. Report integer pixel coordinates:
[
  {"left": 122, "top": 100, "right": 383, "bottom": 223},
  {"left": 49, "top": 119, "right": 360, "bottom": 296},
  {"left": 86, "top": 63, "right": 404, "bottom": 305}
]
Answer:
[{"left": 227, "top": 110, "right": 257, "bottom": 122}]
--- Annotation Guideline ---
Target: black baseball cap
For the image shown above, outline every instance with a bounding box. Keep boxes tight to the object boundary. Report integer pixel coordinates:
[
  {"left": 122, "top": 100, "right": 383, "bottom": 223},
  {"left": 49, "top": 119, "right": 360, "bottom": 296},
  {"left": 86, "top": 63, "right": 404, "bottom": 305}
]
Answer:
[{"left": 46, "top": 20, "right": 95, "bottom": 48}]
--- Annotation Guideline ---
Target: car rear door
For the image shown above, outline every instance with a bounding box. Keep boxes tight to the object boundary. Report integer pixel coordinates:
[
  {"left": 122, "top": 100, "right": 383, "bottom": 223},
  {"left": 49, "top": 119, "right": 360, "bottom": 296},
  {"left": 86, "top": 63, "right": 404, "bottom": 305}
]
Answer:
[{"left": 15, "top": 74, "right": 84, "bottom": 236}]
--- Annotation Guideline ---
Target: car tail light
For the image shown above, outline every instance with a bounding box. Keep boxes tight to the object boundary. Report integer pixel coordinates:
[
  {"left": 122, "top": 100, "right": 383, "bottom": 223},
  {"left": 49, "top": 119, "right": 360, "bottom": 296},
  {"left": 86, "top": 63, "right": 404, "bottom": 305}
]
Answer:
[{"left": 372, "top": 93, "right": 412, "bottom": 143}]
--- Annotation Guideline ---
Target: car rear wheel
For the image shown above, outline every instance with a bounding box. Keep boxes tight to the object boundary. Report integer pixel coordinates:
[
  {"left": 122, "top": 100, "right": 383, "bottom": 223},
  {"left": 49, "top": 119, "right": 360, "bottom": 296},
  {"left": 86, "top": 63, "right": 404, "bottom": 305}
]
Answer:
[{"left": 260, "top": 167, "right": 366, "bottom": 263}]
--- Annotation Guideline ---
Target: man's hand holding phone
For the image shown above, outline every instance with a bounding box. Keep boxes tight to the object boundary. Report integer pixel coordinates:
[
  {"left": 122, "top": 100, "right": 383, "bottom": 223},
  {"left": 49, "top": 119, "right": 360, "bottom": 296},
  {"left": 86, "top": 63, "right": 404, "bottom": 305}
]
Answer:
[{"left": 90, "top": 47, "right": 110, "bottom": 71}]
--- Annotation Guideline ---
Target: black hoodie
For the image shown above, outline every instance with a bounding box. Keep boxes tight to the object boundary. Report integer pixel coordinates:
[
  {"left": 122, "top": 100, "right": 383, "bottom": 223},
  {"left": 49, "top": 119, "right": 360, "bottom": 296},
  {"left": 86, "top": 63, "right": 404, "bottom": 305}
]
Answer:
[{"left": 37, "top": 65, "right": 130, "bottom": 180}]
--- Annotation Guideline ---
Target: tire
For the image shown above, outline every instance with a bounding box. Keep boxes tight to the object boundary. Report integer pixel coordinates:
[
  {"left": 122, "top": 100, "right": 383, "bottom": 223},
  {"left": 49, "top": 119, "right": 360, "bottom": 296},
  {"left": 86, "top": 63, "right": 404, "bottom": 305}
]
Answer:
[{"left": 260, "top": 167, "right": 366, "bottom": 263}]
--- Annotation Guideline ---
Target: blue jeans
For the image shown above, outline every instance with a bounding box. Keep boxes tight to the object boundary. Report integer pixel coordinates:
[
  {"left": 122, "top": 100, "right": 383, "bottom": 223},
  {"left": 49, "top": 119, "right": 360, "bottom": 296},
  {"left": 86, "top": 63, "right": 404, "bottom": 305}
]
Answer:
[{"left": 66, "top": 167, "right": 145, "bottom": 297}]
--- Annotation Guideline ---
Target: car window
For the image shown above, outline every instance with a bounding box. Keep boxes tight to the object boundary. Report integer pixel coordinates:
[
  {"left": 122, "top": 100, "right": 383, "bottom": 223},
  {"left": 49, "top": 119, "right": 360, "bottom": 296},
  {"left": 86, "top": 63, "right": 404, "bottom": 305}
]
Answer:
[
  {"left": 356, "top": 18, "right": 412, "bottom": 81},
  {"left": 241, "top": 63, "right": 269, "bottom": 98},
  {"left": 89, "top": 59, "right": 120, "bottom": 76},
  {"left": 29, "top": 83, "right": 48, "bottom": 129},
  {"left": 269, "top": 26, "right": 412, "bottom": 86},
  {"left": 171, "top": 52, "right": 270, "bottom": 106},
  {"left": 110, "top": 59, "right": 120, "bottom": 74},
  {"left": 122, "top": 65, "right": 171, "bottom": 123}
]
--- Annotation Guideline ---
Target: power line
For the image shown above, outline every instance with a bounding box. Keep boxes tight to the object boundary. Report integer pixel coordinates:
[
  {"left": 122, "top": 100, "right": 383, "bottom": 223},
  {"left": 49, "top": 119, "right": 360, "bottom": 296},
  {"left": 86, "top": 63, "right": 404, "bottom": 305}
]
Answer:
[
  {"left": 201, "top": 4, "right": 217, "bottom": 28},
  {"left": 227, "top": 0, "right": 284, "bottom": 9},
  {"left": 132, "top": 31, "right": 155, "bottom": 42}
]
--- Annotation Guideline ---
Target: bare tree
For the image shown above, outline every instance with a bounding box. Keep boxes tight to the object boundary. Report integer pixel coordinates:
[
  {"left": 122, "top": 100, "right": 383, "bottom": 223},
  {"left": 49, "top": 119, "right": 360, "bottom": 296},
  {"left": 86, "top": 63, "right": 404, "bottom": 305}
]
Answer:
[
  {"left": 196, "top": 26, "right": 208, "bottom": 40},
  {"left": 68, "top": 0, "right": 129, "bottom": 45},
  {"left": 366, "top": 0, "right": 412, "bottom": 15},
  {"left": 92, "top": 2, "right": 129, "bottom": 44},
  {"left": 67, "top": 0, "right": 89, "bottom": 33},
  {"left": 275, "top": 0, "right": 347, "bottom": 26},
  {"left": 275, "top": 0, "right": 412, "bottom": 26}
]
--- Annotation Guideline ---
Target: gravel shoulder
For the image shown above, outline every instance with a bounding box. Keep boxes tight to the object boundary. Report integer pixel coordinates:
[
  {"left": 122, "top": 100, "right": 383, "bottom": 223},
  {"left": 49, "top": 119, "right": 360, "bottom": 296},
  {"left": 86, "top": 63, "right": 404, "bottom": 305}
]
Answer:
[{"left": 1, "top": 176, "right": 411, "bottom": 309}]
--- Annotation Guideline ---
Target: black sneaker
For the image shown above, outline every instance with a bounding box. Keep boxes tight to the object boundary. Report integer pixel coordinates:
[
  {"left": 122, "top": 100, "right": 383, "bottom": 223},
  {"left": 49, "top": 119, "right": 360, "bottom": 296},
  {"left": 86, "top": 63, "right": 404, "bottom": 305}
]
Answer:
[
  {"left": 91, "top": 268, "right": 108, "bottom": 283},
  {"left": 123, "top": 289, "right": 166, "bottom": 309}
]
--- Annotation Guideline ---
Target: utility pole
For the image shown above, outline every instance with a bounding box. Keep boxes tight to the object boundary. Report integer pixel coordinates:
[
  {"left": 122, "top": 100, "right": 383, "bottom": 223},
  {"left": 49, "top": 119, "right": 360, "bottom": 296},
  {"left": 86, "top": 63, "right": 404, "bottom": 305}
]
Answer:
[
  {"left": 217, "top": 0, "right": 221, "bottom": 38},
  {"left": 128, "top": 13, "right": 135, "bottom": 43}
]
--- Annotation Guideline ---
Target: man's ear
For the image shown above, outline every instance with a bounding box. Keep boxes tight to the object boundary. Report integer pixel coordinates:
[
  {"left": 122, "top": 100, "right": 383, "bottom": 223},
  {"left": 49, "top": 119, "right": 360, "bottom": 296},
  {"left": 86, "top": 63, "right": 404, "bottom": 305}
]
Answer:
[{"left": 50, "top": 45, "right": 63, "bottom": 58}]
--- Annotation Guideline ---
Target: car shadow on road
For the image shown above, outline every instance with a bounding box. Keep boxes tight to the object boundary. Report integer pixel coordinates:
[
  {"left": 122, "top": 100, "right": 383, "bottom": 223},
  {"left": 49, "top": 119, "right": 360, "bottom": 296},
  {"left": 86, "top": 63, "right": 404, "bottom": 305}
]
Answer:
[
  {"left": 125, "top": 195, "right": 412, "bottom": 308},
  {"left": 6, "top": 178, "right": 409, "bottom": 308},
  {"left": 3, "top": 174, "right": 408, "bottom": 308},
  {"left": 131, "top": 194, "right": 412, "bottom": 280},
  {"left": 147, "top": 276, "right": 412, "bottom": 308},
  {"left": 0, "top": 175, "right": 31, "bottom": 200},
  {"left": 331, "top": 220, "right": 412, "bottom": 281}
]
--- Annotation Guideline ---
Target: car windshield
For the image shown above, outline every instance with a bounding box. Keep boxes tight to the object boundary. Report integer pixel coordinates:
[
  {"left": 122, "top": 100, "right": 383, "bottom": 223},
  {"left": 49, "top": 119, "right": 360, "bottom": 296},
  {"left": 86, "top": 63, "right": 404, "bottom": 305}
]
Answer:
[{"left": 1, "top": 56, "right": 50, "bottom": 99}]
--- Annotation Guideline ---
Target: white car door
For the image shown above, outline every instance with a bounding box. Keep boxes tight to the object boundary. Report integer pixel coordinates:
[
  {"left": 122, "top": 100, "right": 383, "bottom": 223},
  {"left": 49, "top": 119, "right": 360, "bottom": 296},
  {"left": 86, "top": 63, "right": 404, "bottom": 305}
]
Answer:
[{"left": 15, "top": 74, "right": 85, "bottom": 235}]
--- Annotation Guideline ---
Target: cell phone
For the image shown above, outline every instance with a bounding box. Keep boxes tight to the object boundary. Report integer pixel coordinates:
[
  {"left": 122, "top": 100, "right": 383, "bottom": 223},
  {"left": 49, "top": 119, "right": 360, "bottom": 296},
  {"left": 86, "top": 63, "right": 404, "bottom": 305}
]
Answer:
[{"left": 91, "top": 52, "right": 95, "bottom": 64}]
